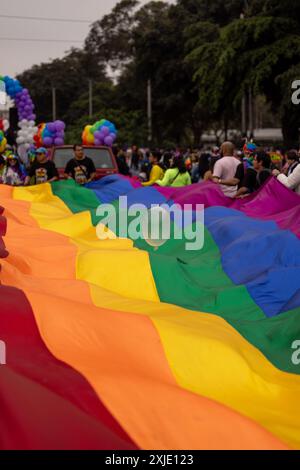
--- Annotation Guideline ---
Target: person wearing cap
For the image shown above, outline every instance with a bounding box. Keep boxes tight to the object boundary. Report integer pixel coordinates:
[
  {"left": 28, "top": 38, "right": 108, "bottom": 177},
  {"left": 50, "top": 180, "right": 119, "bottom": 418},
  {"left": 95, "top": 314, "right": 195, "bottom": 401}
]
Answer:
[
  {"left": 25, "top": 148, "right": 58, "bottom": 186},
  {"left": 2, "top": 154, "right": 26, "bottom": 186},
  {"left": 27, "top": 147, "right": 37, "bottom": 166},
  {"left": 113, "top": 146, "right": 131, "bottom": 176}
]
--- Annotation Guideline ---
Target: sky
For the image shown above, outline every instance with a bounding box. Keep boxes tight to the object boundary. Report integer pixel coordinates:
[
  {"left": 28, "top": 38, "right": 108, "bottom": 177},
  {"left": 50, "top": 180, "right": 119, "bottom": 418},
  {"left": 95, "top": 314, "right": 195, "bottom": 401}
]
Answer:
[{"left": 1, "top": 0, "right": 174, "bottom": 78}]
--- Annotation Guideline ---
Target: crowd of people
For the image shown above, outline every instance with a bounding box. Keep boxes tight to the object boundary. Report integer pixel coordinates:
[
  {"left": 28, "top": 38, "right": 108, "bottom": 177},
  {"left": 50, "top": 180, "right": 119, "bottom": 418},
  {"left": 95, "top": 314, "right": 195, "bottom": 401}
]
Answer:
[
  {"left": 114, "top": 142, "right": 300, "bottom": 197},
  {"left": 0, "top": 144, "right": 96, "bottom": 186},
  {"left": 1, "top": 140, "right": 300, "bottom": 198}
]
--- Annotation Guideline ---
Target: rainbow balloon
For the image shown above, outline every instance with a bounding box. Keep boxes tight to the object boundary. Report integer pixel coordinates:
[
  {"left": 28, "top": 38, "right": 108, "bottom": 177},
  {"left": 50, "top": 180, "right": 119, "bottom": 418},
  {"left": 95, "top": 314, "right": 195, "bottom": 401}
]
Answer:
[
  {"left": 82, "top": 119, "right": 117, "bottom": 147},
  {"left": 0, "top": 130, "right": 7, "bottom": 153},
  {"left": 0, "top": 176, "right": 300, "bottom": 450},
  {"left": 34, "top": 121, "right": 66, "bottom": 148}
]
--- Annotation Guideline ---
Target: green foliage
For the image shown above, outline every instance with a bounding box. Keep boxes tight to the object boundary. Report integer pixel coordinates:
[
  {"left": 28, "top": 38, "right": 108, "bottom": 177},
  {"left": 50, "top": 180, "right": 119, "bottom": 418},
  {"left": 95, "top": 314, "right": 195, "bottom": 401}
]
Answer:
[
  {"left": 187, "top": 6, "right": 300, "bottom": 146},
  {"left": 85, "top": 0, "right": 139, "bottom": 71},
  {"left": 66, "top": 108, "right": 148, "bottom": 147},
  {"left": 15, "top": 0, "right": 300, "bottom": 147},
  {"left": 17, "top": 48, "right": 109, "bottom": 124},
  {"left": 176, "top": 0, "right": 245, "bottom": 26}
]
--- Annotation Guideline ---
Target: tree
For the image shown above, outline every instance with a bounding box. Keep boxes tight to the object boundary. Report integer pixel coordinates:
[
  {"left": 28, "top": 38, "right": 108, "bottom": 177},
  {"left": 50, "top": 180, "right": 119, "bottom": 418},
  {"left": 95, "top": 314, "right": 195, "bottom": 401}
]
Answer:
[
  {"left": 187, "top": 3, "right": 300, "bottom": 146},
  {"left": 177, "top": 0, "right": 245, "bottom": 26},
  {"left": 17, "top": 0, "right": 300, "bottom": 147},
  {"left": 17, "top": 48, "right": 109, "bottom": 123},
  {"left": 85, "top": 0, "right": 139, "bottom": 71},
  {"left": 66, "top": 108, "right": 147, "bottom": 147}
]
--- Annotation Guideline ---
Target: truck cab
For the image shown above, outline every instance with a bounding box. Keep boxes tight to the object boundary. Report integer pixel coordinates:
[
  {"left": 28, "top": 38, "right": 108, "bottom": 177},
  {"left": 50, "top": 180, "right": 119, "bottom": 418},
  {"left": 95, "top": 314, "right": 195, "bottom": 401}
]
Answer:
[{"left": 49, "top": 145, "right": 118, "bottom": 180}]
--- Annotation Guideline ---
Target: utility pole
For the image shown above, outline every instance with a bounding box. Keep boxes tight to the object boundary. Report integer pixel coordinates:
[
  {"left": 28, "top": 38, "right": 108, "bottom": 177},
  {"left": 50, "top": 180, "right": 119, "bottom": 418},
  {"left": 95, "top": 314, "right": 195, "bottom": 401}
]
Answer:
[
  {"left": 240, "top": 6, "right": 248, "bottom": 137},
  {"left": 89, "top": 79, "right": 93, "bottom": 119},
  {"left": 147, "top": 79, "right": 152, "bottom": 145},
  {"left": 241, "top": 93, "right": 247, "bottom": 135},
  {"left": 249, "top": 87, "right": 254, "bottom": 137},
  {"left": 255, "top": 97, "right": 259, "bottom": 130},
  {"left": 52, "top": 86, "right": 57, "bottom": 121}
]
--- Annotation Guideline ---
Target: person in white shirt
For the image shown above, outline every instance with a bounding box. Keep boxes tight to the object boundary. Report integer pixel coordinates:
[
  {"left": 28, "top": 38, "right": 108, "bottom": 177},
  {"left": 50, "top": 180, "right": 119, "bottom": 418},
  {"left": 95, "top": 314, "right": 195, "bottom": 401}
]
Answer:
[
  {"left": 212, "top": 141, "right": 242, "bottom": 197},
  {"left": 273, "top": 150, "right": 300, "bottom": 194}
]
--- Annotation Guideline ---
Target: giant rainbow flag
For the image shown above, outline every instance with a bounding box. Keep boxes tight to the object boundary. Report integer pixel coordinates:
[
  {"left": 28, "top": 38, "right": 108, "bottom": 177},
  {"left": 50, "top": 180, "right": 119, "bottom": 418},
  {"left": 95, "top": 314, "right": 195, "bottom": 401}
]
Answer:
[{"left": 0, "top": 175, "right": 300, "bottom": 450}]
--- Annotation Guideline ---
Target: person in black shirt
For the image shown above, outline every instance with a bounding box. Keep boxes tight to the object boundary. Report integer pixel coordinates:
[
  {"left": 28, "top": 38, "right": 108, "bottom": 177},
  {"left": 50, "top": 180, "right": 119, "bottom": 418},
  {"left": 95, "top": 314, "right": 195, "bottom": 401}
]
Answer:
[
  {"left": 5, "top": 127, "right": 17, "bottom": 148},
  {"left": 113, "top": 146, "right": 131, "bottom": 176},
  {"left": 130, "top": 145, "right": 141, "bottom": 174},
  {"left": 64, "top": 145, "right": 96, "bottom": 185},
  {"left": 198, "top": 152, "right": 211, "bottom": 180},
  {"left": 25, "top": 147, "right": 59, "bottom": 185},
  {"left": 236, "top": 150, "right": 271, "bottom": 198}
]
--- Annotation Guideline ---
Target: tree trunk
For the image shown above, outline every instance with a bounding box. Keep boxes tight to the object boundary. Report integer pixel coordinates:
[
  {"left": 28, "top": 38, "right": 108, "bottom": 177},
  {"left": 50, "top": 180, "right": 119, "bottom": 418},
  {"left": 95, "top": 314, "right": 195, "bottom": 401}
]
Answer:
[
  {"left": 281, "top": 109, "right": 299, "bottom": 148},
  {"left": 224, "top": 115, "right": 229, "bottom": 141},
  {"left": 192, "top": 124, "right": 203, "bottom": 147}
]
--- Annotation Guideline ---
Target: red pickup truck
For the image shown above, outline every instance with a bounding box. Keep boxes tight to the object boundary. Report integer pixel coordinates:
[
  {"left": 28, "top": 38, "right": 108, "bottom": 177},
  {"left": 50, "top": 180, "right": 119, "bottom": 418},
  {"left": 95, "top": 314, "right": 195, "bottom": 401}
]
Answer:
[{"left": 49, "top": 145, "right": 118, "bottom": 180}]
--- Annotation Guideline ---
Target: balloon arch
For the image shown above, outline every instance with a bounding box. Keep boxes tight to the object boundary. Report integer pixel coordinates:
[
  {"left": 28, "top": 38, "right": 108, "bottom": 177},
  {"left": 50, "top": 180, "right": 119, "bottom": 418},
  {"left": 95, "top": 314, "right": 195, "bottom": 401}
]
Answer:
[
  {"left": 0, "top": 75, "right": 65, "bottom": 158},
  {"left": 0, "top": 75, "right": 117, "bottom": 156},
  {"left": 0, "top": 75, "right": 37, "bottom": 156}
]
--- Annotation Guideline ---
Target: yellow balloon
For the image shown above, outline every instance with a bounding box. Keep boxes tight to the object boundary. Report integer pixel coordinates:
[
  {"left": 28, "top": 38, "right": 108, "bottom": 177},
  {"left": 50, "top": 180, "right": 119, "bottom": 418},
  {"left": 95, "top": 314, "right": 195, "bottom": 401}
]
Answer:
[
  {"left": 0, "top": 137, "right": 7, "bottom": 153},
  {"left": 86, "top": 133, "right": 94, "bottom": 144}
]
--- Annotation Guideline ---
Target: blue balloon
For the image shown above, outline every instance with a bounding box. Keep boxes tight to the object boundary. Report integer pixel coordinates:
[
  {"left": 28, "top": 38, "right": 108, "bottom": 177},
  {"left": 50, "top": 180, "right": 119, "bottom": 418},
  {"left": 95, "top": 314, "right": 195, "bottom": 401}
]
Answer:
[{"left": 43, "top": 129, "right": 53, "bottom": 138}]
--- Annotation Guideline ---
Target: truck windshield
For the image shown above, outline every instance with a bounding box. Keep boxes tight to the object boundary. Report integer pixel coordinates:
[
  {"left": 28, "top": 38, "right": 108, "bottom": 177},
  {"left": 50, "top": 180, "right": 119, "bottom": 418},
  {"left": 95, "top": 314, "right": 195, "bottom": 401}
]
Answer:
[{"left": 53, "top": 147, "right": 114, "bottom": 169}]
